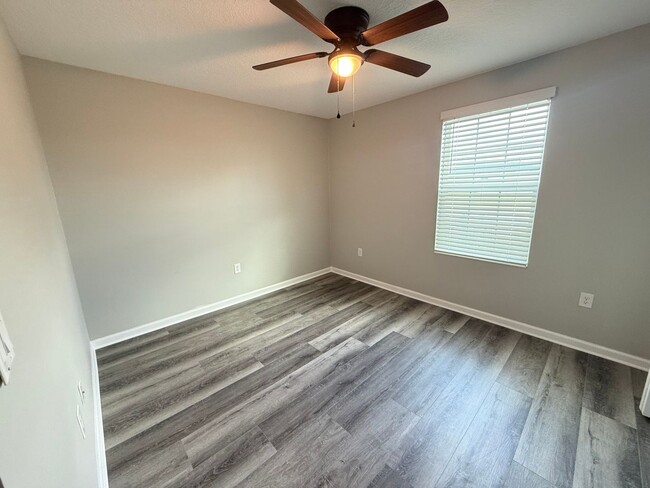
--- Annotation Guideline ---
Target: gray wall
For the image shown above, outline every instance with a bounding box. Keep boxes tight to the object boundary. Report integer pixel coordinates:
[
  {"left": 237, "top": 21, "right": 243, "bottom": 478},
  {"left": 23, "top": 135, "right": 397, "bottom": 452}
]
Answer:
[
  {"left": 23, "top": 58, "right": 331, "bottom": 340},
  {"left": 329, "top": 25, "right": 650, "bottom": 359},
  {"left": 0, "top": 19, "right": 98, "bottom": 488}
]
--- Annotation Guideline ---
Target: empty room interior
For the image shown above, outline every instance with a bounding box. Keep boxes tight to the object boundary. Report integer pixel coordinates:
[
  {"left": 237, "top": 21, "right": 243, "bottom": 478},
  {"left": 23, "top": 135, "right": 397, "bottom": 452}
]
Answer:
[{"left": 1, "top": 1, "right": 650, "bottom": 487}]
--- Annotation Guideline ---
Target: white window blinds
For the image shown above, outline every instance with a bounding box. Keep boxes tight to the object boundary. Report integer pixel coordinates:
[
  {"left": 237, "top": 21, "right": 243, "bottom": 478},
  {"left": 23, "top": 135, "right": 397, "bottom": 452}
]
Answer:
[{"left": 435, "top": 89, "right": 554, "bottom": 267}]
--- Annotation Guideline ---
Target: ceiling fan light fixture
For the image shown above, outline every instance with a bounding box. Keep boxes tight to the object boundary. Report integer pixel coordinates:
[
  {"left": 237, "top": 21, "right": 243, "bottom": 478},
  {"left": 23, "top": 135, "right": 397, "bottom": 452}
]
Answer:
[
  {"left": 329, "top": 51, "right": 364, "bottom": 78},
  {"left": 256, "top": 1, "right": 447, "bottom": 91}
]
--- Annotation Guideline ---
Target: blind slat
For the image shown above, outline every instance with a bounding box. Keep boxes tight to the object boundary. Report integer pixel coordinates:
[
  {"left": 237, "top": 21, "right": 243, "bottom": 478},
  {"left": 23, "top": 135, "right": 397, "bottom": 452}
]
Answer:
[{"left": 435, "top": 98, "right": 551, "bottom": 266}]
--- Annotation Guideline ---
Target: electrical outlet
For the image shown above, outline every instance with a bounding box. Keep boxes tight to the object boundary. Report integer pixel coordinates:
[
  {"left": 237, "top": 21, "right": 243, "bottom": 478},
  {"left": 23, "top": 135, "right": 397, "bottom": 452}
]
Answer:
[
  {"left": 358, "top": 248, "right": 363, "bottom": 257},
  {"left": 76, "top": 405, "right": 86, "bottom": 439},
  {"left": 578, "top": 292, "right": 594, "bottom": 309},
  {"left": 77, "top": 381, "right": 86, "bottom": 404},
  {"left": 234, "top": 263, "right": 241, "bottom": 274}
]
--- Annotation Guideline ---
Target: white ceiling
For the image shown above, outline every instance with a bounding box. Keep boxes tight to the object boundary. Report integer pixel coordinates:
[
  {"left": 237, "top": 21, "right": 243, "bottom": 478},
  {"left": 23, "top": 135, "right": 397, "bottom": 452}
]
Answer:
[{"left": 2, "top": 0, "right": 650, "bottom": 118}]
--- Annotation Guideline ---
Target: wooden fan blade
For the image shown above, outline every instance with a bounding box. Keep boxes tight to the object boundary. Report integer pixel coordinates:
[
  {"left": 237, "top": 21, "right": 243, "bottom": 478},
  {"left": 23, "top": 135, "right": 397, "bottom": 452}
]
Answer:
[
  {"left": 364, "top": 49, "right": 430, "bottom": 77},
  {"left": 361, "top": 1, "right": 448, "bottom": 46},
  {"left": 253, "top": 52, "right": 329, "bottom": 70},
  {"left": 270, "top": 0, "right": 340, "bottom": 42},
  {"left": 327, "top": 74, "right": 346, "bottom": 93}
]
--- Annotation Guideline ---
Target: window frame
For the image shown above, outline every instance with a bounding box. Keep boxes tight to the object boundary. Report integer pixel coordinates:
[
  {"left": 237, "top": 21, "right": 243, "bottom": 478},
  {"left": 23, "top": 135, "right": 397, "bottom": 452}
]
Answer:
[{"left": 434, "top": 87, "right": 556, "bottom": 268}]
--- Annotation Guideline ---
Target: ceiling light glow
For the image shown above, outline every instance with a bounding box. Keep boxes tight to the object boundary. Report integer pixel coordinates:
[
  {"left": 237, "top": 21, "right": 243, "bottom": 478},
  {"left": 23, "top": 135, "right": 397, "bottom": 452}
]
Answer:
[{"left": 329, "top": 53, "right": 363, "bottom": 78}]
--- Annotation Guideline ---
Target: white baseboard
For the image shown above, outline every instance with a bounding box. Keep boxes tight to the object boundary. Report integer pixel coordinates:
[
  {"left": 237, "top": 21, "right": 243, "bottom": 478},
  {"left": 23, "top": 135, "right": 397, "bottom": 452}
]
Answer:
[
  {"left": 90, "top": 346, "right": 109, "bottom": 487},
  {"left": 331, "top": 267, "right": 650, "bottom": 371},
  {"left": 90, "top": 268, "right": 332, "bottom": 350}
]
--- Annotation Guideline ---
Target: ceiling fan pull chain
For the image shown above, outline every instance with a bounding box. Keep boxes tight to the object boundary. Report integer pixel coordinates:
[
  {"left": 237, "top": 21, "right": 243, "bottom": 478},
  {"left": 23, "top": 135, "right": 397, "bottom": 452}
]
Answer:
[
  {"left": 336, "top": 87, "right": 341, "bottom": 119},
  {"left": 352, "top": 75, "right": 356, "bottom": 128},
  {"left": 336, "top": 62, "right": 341, "bottom": 119}
]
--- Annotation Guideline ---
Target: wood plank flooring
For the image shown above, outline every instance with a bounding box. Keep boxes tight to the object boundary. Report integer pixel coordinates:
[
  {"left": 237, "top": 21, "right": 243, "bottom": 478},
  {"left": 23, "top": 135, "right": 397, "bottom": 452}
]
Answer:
[{"left": 97, "top": 273, "right": 649, "bottom": 488}]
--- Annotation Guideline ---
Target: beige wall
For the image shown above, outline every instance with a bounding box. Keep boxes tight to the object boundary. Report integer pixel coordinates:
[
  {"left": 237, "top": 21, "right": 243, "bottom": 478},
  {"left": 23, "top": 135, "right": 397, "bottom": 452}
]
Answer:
[
  {"left": 0, "top": 19, "right": 98, "bottom": 488},
  {"left": 23, "top": 58, "right": 330, "bottom": 340},
  {"left": 329, "top": 25, "right": 650, "bottom": 359}
]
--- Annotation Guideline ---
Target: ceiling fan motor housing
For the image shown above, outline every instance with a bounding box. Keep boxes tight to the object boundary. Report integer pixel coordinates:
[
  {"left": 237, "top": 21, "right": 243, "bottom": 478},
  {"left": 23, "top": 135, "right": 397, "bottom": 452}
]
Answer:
[
  {"left": 325, "top": 7, "right": 369, "bottom": 44},
  {"left": 324, "top": 6, "right": 370, "bottom": 64}
]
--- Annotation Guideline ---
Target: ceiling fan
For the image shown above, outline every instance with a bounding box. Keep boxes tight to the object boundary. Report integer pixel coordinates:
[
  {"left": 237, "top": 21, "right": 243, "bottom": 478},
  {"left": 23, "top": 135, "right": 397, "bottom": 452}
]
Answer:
[{"left": 253, "top": 0, "right": 449, "bottom": 93}]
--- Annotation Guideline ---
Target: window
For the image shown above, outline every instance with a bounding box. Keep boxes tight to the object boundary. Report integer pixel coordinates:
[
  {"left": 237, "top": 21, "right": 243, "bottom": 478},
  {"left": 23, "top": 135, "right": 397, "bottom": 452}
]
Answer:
[{"left": 434, "top": 87, "right": 555, "bottom": 267}]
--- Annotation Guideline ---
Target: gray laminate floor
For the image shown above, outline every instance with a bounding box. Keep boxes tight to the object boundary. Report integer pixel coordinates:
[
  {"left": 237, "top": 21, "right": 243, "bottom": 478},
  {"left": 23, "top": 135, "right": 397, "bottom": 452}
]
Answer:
[{"left": 97, "top": 273, "right": 649, "bottom": 488}]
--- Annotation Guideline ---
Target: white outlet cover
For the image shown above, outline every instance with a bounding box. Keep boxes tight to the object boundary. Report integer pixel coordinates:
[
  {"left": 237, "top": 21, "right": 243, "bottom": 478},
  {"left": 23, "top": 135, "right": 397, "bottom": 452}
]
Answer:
[
  {"left": 234, "top": 263, "right": 241, "bottom": 274},
  {"left": 578, "top": 292, "right": 594, "bottom": 309},
  {"left": 358, "top": 248, "right": 363, "bottom": 257}
]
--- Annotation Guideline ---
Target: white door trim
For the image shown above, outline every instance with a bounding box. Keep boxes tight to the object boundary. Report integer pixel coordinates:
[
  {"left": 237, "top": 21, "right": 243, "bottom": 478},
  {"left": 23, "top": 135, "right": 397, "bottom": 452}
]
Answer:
[{"left": 641, "top": 374, "right": 650, "bottom": 417}]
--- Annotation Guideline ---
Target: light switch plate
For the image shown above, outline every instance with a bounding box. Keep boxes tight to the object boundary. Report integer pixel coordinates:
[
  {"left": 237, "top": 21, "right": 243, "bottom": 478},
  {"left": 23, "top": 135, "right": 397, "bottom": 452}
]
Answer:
[
  {"left": 76, "top": 404, "right": 86, "bottom": 439},
  {"left": 77, "top": 381, "right": 86, "bottom": 404},
  {"left": 0, "top": 310, "right": 15, "bottom": 386}
]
